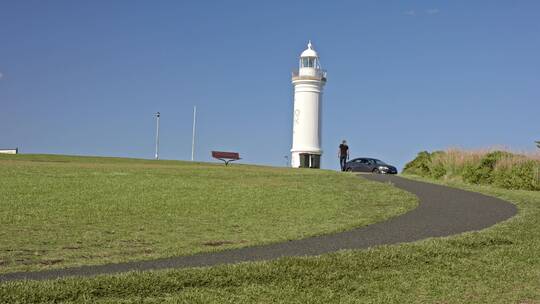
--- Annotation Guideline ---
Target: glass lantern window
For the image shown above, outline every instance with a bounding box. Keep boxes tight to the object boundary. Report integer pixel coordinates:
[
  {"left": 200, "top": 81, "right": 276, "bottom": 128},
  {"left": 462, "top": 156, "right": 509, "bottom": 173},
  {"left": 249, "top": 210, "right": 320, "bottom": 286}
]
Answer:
[{"left": 301, "top": 57, "right": 316, "bottom": 68}]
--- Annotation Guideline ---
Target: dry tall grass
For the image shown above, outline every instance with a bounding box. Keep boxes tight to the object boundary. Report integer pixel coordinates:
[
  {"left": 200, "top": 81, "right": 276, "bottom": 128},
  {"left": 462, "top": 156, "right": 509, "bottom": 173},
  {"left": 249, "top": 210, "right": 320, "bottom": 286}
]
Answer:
[
  {"left": 404, "top": 148, "right": 540, "bottom": 191},
  {"left": 434, "top": 148, "right": 539, "bottom": 171}
]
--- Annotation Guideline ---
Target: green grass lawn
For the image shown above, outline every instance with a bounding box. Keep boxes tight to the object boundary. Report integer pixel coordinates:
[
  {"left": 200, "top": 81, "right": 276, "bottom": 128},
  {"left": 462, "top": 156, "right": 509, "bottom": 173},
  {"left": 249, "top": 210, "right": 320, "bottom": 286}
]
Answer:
[
  {"left": 0, "top": 154, "right": 416, "bottom": 274},
  {"left": 2, "top": 174, "right": 539, "bottom": 304}
]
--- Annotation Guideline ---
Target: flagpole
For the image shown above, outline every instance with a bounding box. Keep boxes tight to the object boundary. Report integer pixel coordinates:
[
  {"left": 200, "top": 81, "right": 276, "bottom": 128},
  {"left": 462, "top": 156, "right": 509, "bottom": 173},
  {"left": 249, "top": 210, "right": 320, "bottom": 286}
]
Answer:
[
  {"left": 154, "top": 112, "right": 160, "bottom": 160},
  {"left": 191, "top": 106, "right": 197, "bottom": 161}
]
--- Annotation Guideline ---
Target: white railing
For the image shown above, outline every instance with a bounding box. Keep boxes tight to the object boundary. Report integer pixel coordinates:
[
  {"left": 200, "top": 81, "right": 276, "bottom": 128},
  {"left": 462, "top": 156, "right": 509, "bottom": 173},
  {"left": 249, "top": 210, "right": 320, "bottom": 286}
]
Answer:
[{"left": 292, "top": 69, "right": 327, "bottom": 80}]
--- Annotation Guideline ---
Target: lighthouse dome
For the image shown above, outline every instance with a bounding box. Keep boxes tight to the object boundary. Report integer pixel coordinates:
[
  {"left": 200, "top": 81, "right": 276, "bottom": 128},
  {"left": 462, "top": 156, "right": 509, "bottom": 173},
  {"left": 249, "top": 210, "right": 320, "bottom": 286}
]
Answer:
[{"left": 300, "top": 41, "right": 318, "bottom": 58}]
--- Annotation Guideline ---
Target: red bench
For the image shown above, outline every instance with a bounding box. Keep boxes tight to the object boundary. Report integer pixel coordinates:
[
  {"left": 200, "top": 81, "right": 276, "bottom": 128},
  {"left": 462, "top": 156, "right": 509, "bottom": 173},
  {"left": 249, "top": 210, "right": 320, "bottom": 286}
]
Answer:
[{"left": 211, "top": 151, "right": 241, "bottom": 166}]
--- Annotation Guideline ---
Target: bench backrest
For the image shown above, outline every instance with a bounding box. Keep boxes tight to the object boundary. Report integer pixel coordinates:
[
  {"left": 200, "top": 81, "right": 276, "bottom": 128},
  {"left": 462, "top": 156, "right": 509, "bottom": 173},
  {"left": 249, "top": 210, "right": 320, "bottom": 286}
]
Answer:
[{"left": 212, "top": 151, "right": 240, "bottom": 160}]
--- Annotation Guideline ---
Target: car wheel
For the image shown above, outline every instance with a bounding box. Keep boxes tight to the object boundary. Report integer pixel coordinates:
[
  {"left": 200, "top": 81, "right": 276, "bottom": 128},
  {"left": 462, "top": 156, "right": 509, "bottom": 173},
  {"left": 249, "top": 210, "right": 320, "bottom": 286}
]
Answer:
[
  {"left": 346, "top": 167, "right": 353, "bottom": 172},
  {"left": 372, "top": 168, "right": 380, "bottom": 174}
]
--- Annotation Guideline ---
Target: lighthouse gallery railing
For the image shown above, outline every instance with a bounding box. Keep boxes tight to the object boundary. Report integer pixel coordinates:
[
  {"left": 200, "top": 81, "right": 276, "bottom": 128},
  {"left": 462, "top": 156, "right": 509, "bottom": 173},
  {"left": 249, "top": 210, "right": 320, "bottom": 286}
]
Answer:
[{"left": 291, "top": 69, "right": 327, "bottom": 81}]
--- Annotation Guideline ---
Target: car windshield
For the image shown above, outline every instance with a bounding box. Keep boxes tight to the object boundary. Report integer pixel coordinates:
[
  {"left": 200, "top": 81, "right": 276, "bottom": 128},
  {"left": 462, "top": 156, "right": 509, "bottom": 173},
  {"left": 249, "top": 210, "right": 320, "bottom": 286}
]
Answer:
[{"left": 373, "top": 159, "right": 387, "bottom": 165}]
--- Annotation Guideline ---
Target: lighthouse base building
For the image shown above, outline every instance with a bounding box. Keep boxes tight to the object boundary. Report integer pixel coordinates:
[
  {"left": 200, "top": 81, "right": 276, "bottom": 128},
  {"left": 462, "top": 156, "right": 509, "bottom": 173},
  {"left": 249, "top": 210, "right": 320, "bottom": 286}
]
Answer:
[{"left": 290, "top": 41, "right": 327, "bottom": 168}]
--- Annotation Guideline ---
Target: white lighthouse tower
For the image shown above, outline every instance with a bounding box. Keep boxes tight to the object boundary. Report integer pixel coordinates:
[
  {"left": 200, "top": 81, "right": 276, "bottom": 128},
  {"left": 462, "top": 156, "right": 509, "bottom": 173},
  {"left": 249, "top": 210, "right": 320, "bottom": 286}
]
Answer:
[{"left": 290, "top": 41, "right": 327, "bottom": 168}]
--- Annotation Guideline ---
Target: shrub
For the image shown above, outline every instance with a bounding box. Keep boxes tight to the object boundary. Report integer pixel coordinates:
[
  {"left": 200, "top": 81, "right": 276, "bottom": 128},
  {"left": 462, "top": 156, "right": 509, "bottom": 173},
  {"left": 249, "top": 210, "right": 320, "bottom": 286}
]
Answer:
[
  {"left": 461, "top": 163, "right": 477, "bottom": 182},
  {"left": 493, "top": 159, "right": 540, "bottom": 191},
  {"left": 403, "top": 151, "right": 432, "bottom": 176},
  {"left": 463, "top": 151, "right": 512, "bottom": 185},
  {"left": 404, "top": 148, "right": 540, "bottom": 191},
  {"left": 430, "top": 162, "right": 447, "bottom": 179}
]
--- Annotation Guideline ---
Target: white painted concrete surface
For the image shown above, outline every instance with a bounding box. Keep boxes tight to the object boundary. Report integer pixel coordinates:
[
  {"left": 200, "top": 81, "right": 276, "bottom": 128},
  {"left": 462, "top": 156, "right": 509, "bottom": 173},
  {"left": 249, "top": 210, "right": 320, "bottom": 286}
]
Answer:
[{"left": 290, "top": 41, "right": 327, "bottom": 168}]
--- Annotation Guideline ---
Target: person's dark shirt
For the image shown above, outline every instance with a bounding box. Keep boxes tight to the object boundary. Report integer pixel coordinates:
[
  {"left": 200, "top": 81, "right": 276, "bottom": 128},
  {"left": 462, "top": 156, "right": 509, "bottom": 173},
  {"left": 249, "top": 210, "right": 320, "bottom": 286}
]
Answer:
[{"left": 339, "top": 144, "right": 349, "bottom": 157}]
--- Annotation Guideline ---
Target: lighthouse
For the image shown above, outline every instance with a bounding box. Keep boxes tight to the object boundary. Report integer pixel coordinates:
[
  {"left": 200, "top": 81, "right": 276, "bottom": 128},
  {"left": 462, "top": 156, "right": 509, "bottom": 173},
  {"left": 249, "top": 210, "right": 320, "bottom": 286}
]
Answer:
[{"left": 290, "top": 41, "right": 327, "bottom": 168}]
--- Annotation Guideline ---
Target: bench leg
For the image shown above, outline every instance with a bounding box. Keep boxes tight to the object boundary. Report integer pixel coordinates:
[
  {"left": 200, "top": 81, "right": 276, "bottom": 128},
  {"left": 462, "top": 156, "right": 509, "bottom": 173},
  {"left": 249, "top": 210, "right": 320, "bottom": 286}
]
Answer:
[{"left": 217, "top": 158, "right": 238, "bottom": 166}]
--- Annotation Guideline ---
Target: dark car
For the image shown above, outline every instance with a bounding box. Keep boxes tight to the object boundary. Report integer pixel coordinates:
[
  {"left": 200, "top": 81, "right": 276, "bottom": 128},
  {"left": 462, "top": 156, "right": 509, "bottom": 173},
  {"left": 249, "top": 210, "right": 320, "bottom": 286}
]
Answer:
[{"left": 344, "top": 158, "right": 398, "bottom": 174}]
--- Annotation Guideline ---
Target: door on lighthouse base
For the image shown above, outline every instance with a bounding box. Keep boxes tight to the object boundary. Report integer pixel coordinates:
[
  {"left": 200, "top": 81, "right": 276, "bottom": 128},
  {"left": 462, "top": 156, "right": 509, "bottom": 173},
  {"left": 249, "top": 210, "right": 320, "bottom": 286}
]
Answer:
[{"left": 299, "top": 153, "right": 321, "bottom": 169}]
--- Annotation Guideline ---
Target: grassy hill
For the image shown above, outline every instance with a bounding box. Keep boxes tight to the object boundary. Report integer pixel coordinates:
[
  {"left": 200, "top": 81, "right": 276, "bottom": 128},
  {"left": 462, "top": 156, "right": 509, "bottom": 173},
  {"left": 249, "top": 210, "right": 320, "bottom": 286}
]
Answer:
[
  {"left": 0, "top": 154, "right": 416, "bottom": 274},
  {"left": 2, "top": 175, "right": 540, "bottom": 303}
]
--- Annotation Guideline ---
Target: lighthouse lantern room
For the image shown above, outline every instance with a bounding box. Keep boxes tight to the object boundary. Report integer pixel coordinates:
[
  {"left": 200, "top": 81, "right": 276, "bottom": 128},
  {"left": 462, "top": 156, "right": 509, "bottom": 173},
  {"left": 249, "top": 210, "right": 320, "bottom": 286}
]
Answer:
[{"left": 290, "top": 41, "right": 327, "bottom": 168}]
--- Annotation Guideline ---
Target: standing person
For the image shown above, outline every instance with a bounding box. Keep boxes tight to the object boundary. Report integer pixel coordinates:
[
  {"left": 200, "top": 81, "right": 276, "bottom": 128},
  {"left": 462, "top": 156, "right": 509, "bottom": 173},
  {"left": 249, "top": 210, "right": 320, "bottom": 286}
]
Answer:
[{"left": 338, "top": 140, "right": 349, "bottom": 171}]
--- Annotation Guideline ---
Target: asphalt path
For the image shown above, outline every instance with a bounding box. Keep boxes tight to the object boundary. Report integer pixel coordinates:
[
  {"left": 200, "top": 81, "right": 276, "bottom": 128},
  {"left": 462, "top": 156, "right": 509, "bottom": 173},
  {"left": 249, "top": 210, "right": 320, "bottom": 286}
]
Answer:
[{"left": 0, "top": 174, "right": 517, "bottom": 282}]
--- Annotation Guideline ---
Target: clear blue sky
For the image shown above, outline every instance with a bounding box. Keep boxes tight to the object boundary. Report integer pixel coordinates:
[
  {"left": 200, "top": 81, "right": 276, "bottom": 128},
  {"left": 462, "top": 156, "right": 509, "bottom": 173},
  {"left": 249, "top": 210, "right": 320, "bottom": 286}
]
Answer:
[{"left": 1, "top": 1, "right": 539, "bottom": 170}]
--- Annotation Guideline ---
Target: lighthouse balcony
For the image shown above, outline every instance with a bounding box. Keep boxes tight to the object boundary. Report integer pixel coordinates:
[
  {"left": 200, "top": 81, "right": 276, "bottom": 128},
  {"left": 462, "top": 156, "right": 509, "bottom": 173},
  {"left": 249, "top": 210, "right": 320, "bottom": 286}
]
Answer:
[{"left": 292, "top": 69, "right": 327, "bottom": 82}]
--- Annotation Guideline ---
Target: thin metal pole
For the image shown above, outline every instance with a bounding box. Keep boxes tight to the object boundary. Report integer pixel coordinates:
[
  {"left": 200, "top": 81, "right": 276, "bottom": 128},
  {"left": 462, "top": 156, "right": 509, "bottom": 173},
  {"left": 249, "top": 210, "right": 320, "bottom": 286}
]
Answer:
[
  {"left": 154, "top": 112, "right": 160, "bottom": 160},
  {"left": 191, "top": 106, "right": 197, "bottom": 161}
]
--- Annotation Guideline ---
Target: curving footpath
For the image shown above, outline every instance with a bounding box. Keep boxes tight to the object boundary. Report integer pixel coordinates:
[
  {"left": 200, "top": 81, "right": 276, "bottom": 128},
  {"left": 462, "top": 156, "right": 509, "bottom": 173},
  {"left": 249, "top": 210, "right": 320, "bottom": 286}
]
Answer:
[{"left": 0, "top": 175, "right": 517, "bottom": 282}]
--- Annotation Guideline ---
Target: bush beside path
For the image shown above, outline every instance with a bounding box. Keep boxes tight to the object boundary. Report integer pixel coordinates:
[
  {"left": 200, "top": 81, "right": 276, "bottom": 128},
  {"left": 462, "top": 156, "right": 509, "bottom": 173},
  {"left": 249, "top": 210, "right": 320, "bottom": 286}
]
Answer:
[{"left": 403, "top": 148, "right": 540, "bottom": 191}]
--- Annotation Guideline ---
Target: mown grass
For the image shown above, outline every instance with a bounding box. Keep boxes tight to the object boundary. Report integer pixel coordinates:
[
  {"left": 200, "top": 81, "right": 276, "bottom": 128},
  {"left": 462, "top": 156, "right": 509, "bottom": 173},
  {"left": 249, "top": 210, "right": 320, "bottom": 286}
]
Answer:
[
  {"left": 0, "top": 154, "right": 416, "bottom": 274},
  {"left": 2, "top": 174, "right": 539, "bottom": 303}
]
